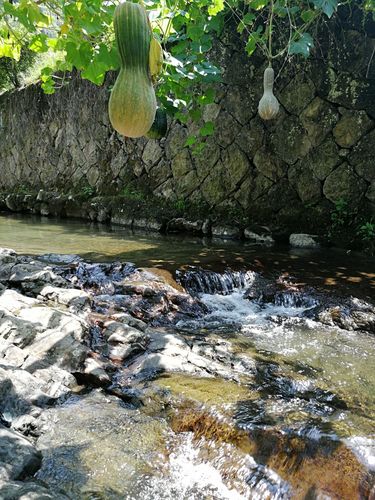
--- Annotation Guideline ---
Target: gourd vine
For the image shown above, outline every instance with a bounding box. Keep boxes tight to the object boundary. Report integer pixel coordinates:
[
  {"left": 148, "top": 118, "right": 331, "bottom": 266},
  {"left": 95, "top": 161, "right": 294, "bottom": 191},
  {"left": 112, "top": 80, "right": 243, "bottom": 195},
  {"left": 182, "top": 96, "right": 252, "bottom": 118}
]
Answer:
[{"left": 0, "top": 0, "right": 374, "bottom": 136}]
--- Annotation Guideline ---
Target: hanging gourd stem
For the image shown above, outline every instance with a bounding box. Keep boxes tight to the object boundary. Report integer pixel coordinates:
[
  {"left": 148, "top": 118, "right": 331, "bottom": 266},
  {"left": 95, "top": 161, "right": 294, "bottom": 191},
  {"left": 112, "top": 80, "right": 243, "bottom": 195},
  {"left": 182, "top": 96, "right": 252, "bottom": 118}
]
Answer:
[{"left": 268, "top": 0, "right": 274, "bottom": 63}]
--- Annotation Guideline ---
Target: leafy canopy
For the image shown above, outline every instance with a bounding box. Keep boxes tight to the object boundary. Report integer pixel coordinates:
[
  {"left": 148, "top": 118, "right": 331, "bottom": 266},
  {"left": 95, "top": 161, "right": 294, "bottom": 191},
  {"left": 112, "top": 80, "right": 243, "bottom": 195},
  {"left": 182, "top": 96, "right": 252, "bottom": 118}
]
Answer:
[{"left": 0, "top": 0, "right": 373, "bottom": 121}]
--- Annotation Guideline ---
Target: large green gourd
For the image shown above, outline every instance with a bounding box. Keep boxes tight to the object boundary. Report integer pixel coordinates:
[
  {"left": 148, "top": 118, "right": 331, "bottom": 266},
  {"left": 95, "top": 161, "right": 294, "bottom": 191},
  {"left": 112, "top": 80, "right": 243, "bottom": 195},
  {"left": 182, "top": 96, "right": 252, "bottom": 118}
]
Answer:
[{"left": 109, "top": 2, "right": 156, "bottom": 138}]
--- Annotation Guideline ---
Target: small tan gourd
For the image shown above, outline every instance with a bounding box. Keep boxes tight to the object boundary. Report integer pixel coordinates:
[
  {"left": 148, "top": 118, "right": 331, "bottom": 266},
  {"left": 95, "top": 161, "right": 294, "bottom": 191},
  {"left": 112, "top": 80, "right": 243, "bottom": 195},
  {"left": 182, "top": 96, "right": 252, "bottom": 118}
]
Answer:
[{"left": 258, "top": 66, "right": 279, "bottom": 120}]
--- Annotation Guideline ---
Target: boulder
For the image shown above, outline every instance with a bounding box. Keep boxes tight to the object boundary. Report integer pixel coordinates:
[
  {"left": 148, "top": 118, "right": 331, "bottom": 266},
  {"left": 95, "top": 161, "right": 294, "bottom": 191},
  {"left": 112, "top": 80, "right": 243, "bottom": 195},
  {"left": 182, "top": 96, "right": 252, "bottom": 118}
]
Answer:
[
  {"left": 0, "top": 480, "right": 68, "bottom": 499},
  {"left": 0, "top": 426, "right": 41, "bottom": 481},
  {"left": 289, "top": 233, "right": 320, "bottom": 248},
  {"left": 211, "top": 225, "right": 242, "bottom": 240}
]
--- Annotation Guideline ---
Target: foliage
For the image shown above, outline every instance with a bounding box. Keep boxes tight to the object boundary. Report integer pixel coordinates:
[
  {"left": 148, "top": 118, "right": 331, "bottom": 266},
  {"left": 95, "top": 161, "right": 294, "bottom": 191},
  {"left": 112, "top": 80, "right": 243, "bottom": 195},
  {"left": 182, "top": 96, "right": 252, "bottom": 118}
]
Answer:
[
  {"left": 80, "top": 184, "right": 96, "bottom": 200},
  {"left": 0, "top": 1, "right": 372, "bottom": 123},
  {"left": 0, "top": 47, "right": 35, "bottom": 90},
  {"left": 358, "top": 220, "right": 375, "bottom": 242},
  {"left": 329, "top": 198, "right": 349, "bottom": 235}
]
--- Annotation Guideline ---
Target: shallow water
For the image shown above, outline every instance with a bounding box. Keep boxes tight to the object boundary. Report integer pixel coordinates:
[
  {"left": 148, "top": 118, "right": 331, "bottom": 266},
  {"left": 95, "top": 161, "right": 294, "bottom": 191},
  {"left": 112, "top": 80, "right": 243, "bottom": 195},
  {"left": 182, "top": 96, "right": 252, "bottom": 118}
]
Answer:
[
  {"left": 0, "top": 213, "right": 374, "bottom": 297},
  {"left": 1, "top": 213, "right": 375, "bottom": 498}
]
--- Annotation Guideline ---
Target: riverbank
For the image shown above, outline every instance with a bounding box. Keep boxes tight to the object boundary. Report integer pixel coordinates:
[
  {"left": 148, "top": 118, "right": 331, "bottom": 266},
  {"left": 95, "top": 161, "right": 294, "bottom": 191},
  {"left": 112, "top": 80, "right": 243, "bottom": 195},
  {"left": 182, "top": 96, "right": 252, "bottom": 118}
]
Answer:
[{"left": 1, "top": 188, "right": 374, "bottom": 255}]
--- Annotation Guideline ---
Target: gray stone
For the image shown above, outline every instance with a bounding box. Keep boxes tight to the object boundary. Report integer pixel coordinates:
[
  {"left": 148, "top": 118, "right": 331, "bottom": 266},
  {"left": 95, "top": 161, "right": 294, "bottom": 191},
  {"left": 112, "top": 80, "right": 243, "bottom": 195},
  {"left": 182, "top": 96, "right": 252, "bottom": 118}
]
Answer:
[
  {"left": 288, "top": 163, "right": 322, "bottom": 204},
  {"left": 304, "top": 137, "right": 341, "bottom": 181},
  {"left": 142, "top": 140, "right": 163, "bottom": 171},
  {"left": 300, "top": 97, "right": 339, "bottom": 147},
  {"left": 39, "top": 286, "right": 91, "bottom": 312},
  {"left": 0, "top": 365, "right": 52, "bottom": 421},
  {"left": 235, "top": 117, "right": 264, "bottom": 157},
  {"left": 221, "top": 144, "right": 250, "bottom": 189},
  {"left": 366, "top": 183, "right": 375, "bottom": 203},
  {"left": 253, "top": 147, "right": 285, "bottom": 182},
  {"left": 333, "top": 110, "right": 373, "bottom": 148},
  {"left": 0, "top": 248, "right": 17, "bottom": 266},
  {"left": 270, "top": 115, "right": 312, "bottom": 164},
  {"left": 0, "top": 426, "right": 41, "bottom": 481},
  {"left": 164, "top": 124, "right": 188, "bottom": 159},
  {"left": 327, "top": 70, "right": 375, "bottom": 119},
  {"left": 110, "top": 210, "right": 133, "bottom": 227},
  {"left": 202, "top": 102, "right": 221, "bottom": 122},
  {"left": 0, "top": 480, "right": 68, "bottom": 499},
  {"left": 171, "top": 149, "right": 192, "bottom": 178},
  {"left": 132, "top": 218, "right": 163, "bottom": 232},
  {"left": 349, "top": 129, "right": 375, "bottom": 182},
  {"left": 149, "top": 160, "right": 172, "bottom": 187},
  {"left": 194, "top": 137, "right": 221, "bottom": 180},
  {"left": 279, "top": 74, "right": 315, "bottom": 115},
  {"left": 244, "top": 228, "right": 274, "bottom": 246},
  {"left": 214, "top": 111, "right": 241, "bottom": 147},
  {"left": 323, "top": 163, "right": 368, "bottom": 204},
  {"left": 84, "top": 358, "right": 111, "bottom": 386},
  {"left": 289, "top": 233, "right": 320, "bottom": 248},
  {"left": 211, "top": 225, "right": 242, "bottom": 239},
  {"left": 224, "top": 85, "right": 256, "bottom": 124}
]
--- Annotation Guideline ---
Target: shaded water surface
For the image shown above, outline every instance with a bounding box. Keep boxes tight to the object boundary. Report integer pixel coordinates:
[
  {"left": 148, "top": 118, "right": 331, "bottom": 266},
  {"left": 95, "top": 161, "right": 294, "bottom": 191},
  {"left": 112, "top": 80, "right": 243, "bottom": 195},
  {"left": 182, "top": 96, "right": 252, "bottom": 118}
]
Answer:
[{"left": 0, "top": 214, "right": 374, "bottom": 297}]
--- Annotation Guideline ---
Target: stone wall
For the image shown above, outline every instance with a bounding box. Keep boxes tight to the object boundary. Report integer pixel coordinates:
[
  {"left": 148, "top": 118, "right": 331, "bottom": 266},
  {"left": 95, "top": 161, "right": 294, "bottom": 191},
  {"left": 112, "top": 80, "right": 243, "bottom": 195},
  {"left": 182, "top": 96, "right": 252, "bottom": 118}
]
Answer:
[{"left": 0, "top": 4, "right": 374, "bottom": 234}]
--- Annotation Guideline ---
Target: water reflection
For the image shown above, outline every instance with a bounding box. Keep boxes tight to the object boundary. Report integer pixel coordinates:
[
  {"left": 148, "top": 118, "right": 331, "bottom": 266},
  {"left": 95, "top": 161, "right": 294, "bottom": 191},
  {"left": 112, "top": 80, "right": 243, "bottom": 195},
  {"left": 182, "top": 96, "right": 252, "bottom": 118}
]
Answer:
[{"left": 0, "top": 214, "right": 374, "bottom": 298}]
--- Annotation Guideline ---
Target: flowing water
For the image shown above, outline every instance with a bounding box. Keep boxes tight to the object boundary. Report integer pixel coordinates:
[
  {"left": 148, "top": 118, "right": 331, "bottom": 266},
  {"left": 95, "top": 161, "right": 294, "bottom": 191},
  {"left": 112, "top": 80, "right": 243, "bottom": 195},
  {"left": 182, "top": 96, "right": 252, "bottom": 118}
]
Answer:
[{"left": 1, "top": 213, "right": 375, "bottom": 499}]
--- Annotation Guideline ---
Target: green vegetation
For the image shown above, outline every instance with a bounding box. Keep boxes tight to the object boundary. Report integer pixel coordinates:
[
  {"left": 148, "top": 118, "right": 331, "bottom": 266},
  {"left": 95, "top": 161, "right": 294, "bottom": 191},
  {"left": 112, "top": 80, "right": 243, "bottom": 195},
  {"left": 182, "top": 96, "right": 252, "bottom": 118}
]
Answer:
[
  {"left": 328, "top": 198, "right": 375, "bottom": 254},
  {"left": 1, "top": 1, "right": 373, "bottom": 121}
]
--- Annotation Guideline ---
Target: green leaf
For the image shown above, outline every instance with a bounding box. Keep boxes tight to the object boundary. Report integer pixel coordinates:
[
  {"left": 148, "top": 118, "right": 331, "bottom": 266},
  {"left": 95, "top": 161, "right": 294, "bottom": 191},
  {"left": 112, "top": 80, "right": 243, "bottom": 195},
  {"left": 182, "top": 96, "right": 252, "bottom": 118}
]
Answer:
[
  {"left": 301, "top": 10, "right": 316, "bottom": 23},
  {"left": 185, "top": 135, "right": 197, "bottom": 147},
  {"left": 289, "top": 32, "right": 314, "bottom": 58},
  {"left": 0, "top": 39, "right": 21, "bottom": 60},
  {"left": 200, "top": 121, "right": 214, "bottom": 136},
  {"left": 312, "top": 0, "right": 338, "bottom": 18},
  {"left": 248, "top": 0, "right": 268, "bottom": 10},
  {"left": 237, "top": 12, "right": 255, "bottom": 33},
  {"left": 246, "top": 30, "right": 262, "bottom": 56},
  {"left": 208, "top": 0, "right": 224, "bottom": 16},
  {"left": 29, "top": 34, "right": 49, "bottom": 53}
]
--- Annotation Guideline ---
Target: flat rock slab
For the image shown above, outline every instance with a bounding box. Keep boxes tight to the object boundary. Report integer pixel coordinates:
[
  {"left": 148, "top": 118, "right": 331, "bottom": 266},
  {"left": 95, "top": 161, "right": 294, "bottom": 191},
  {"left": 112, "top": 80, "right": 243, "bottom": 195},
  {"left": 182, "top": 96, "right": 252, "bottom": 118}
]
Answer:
[
  {"left": 0, "top": 426, "right": 41, "bottom": 481},
  {"left": 0, "top": 480, "right": 68, "bottom": 499}
]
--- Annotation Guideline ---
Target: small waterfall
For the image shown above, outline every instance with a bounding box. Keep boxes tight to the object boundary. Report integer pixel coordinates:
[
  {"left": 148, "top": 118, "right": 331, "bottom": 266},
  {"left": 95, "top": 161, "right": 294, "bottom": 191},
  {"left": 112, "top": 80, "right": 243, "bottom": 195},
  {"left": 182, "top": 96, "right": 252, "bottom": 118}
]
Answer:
[
  {"left": 177, "top": 268, "right": 255, "bottom": 296},
  {"left": 271, "top": 291, "right": 318, "bottom": 309}
]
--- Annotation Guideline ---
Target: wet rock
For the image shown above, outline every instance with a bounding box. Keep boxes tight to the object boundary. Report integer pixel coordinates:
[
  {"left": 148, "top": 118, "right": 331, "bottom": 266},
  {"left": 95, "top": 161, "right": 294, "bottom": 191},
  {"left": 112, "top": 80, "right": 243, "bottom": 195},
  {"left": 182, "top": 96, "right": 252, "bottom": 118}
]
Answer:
[
  {"left": 125, "top": 329, "right": 233, "bottom": 380},
  {"left": 306, "top": 297, "right": 375, "bottom": 333},
  {"left": 177, "top": 268, "right": 254, "bottom": 296},
  {"left": 39, "top": 285, "right": 91, "bottom": 312},
  {"left": 211, "top": 225, "right": 242, "bottom": 240},
  {"left": 132, "top": 218, "right": 163, "bottom": 232},
  {"left": 0, "top": 426, "right": 41, "bottom": 481},
  {"left": 36, "top": 390, "right": 169, "bottom": 498},
  {"left": 32, "top": 366, "right": 78, "bottom": 399},
  {"left": 110, "top": 312, "right": 147, "bottom": 332},
  {"left": 167, "top": 218, "right": 203, "bottom": 234},
  {"left": 38, "top": 254, "right": 82, "bottom": 265},
  {"left": 0, "top": 480, "right": 68, "bottom": 499},
  {"left": 289, "top": 233, "right": 320, "bottom": 248},
  {"left": 0, "top": 248, "right": 17, "bottom": 265},
  {"left": 244, "top": 227, "right": 274, "bottom": 246},
  {"left": 83, "top": 358, "right": 111, "bottom": 386}
]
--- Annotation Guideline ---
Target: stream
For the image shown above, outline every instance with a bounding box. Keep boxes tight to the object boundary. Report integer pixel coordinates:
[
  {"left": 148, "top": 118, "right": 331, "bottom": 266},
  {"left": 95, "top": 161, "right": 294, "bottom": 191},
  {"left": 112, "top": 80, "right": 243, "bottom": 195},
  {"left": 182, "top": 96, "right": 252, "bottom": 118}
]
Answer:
[{"left": 0, "top": 213, "right": 374, "bottom": 499}]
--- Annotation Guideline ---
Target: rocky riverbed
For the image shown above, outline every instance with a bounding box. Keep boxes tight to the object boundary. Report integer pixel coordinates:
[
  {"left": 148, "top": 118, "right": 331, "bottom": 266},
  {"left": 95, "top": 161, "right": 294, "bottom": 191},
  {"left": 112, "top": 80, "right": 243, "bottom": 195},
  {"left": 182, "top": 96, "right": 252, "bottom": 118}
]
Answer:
[{"left": 0, "top": 247, "right": 374, "bottom": 499}]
